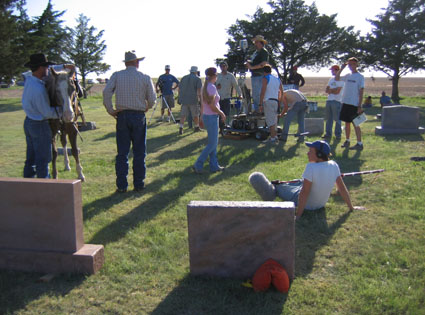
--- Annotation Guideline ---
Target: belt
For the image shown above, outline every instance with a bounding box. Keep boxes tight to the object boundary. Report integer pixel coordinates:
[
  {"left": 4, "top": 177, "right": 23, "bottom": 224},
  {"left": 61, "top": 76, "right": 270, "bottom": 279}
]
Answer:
[
  {"left": 119, "top": 109, "right": 146, "bottom": 114},
  {"left": 267, "top": 98, "right": 279, "bottom": 102}
]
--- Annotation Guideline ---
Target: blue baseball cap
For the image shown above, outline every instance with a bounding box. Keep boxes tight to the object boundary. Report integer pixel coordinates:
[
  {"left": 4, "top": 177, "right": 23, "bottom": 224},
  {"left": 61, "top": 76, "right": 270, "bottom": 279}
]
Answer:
[{"left": 305, "top": 140, "right": 331, "bottom": 156}]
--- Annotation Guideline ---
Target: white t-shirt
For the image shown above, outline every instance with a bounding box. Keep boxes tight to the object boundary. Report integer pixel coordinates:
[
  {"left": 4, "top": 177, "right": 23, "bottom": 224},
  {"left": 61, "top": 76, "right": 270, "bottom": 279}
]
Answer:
[
  {"left": 302, "top": 160, "right": 341, "bottom": 210},
  {"left": 341, "top": 72, "right": 364, "bottom": 106},
  {"left": 327, "top": 77, "right": 345, "bottom": 102}
]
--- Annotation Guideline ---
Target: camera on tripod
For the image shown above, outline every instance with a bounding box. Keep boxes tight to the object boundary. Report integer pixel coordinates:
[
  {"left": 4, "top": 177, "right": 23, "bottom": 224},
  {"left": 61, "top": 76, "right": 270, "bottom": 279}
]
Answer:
[{"left": 157, "top": 78, "right": 165, "bottom": 94}]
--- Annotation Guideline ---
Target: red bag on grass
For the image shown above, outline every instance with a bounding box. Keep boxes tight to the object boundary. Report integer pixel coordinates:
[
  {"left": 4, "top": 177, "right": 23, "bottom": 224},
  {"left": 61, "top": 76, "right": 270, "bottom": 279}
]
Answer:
[{"left": 252, "top": 258, "right": 290, "bottom": 293}]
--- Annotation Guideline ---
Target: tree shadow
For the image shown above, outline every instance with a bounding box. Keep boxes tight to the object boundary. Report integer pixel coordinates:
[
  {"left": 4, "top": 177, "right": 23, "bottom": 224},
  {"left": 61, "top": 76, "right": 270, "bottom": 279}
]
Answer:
[
  {"left": 93, "top": 131, "right": 115, "bottom": 142},
  {"left": 0, "top": 271, "right": 85, "bottom": 314},
  {"left": 151, "top": 275, "right": 287, "bottom": 315},
  {"left": 87, "top": 137, "right": 301, "bottom": 246},
  {"left": 0, "top": 99, "right": 22, "bottom": 113}
]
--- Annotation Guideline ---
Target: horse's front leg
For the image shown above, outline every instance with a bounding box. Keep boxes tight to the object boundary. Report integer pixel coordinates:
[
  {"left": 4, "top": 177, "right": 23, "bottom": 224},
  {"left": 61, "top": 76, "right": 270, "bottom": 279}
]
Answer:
[
  {"left": 61, "top": 126, "right": 71, "bottom": 171},
  {"left": 68, "top": 123, "right": 85, "bottom": 181},
  {"left": 51, "top": 131, "right": 59, "bottom": 179}
]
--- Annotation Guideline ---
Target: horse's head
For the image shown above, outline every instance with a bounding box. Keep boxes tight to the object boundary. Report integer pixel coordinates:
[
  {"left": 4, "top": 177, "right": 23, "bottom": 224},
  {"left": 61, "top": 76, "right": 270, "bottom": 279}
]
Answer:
[{"left": 48, "top": 68, "right": 75, "bottom": 123}]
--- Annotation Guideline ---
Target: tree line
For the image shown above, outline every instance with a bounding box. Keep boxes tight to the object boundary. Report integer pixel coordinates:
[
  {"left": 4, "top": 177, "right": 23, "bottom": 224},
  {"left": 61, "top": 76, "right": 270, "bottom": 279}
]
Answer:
[
  {"left": 1, "top": 0, "right": 424, "bottom": 102},
  {"left": 222, "top": 0, "right": 425, "bottom": 102},
  {"left": 0, "top": 0, "right": 109, "bottom": 88}
]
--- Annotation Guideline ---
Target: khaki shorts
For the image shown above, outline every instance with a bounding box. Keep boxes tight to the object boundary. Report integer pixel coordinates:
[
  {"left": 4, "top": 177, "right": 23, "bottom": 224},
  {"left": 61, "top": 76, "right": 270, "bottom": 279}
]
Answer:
[
  {"left": 181, "top": 104, "right": 200, "bottom": 118},
  {"left": 264, "top": 99, "right": 278, "bottom": 126},
  {"left": 161, "top": 95, "right": 175, "bottom": 109}
]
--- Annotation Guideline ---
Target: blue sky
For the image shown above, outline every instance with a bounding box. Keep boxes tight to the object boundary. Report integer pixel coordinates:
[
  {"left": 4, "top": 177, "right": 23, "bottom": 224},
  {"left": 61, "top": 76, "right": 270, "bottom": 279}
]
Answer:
[{"left": 25, "top": 0, "right": 423, "bottom": 79}]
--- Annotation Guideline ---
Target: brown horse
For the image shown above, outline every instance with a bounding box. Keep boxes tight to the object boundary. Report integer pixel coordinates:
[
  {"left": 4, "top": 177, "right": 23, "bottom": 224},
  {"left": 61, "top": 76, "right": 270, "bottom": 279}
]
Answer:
[{"left": 46, "top": 68, "right": 85, "bottom": 181}]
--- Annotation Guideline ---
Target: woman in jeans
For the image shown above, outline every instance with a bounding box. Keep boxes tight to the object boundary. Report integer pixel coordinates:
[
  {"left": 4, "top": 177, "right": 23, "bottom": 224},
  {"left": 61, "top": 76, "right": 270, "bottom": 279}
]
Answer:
[{"left": 193, "top": 67, "right": 226, "bottom": 173}]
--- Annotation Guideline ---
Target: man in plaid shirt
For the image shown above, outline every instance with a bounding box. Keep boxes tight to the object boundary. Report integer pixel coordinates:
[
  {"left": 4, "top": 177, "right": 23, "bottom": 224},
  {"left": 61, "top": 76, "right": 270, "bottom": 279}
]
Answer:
[{"left": 103, "top": 51, "right": 156, "bottom": 193}]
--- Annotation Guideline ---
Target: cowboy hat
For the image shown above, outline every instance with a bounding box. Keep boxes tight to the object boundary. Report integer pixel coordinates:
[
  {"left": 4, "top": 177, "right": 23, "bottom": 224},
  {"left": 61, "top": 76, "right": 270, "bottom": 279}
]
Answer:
[
  {"left": 24, "top": 53, "right": 55, "bottom": 68},
  {"left": 252, "top": 35, "right": 267, "bottom": 45},
  {"left": 123, "top": 50, "right": 145, "bottom": 62}
]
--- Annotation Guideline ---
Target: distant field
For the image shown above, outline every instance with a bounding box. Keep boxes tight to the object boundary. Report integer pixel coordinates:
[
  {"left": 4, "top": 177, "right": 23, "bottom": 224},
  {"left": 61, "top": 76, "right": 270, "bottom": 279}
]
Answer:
[{"left": 2, "top": 77, "right": 424, "bottom": 99}]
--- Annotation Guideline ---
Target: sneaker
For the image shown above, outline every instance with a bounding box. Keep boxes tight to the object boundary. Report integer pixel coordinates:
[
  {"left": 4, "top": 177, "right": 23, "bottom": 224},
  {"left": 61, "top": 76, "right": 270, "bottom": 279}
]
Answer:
[
  {"left": 212, "top": 166, "right": 226, "bottom": 173},
  {"left": 192, "top": 166, "right": 203, "bottom": 174},
  {"left": 341, "top": 140, "right": 350, "bottom": 148},
  {"left": 194, "top": 127, "right": 201, "bottom": 132},
  {"left": 166, "top": 117, "right": 170, "bottom": 122},
  {"left": 349, "top": 143, "right": 364, "bottom": 150},
  {"left": 115, "top": 188, "right": 127, "bottom": 193},
  {"left": 179, "top": 126, "right": 183, "bottom": 135},
  {"left": 134, "top": 186, "right": 144, "bottom": 192},
  {"left": 262, "top": 137, "right": 279, "bottom": 144},
  {"left": 321, "top": 134, "right": 331, "bottom": 139}
]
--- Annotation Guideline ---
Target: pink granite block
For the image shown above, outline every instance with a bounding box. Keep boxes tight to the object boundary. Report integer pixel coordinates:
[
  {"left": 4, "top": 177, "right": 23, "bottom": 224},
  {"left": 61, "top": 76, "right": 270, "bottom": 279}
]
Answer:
[
  {"left": 187, "top": 201, "right": 295, "bottom": 280},
  {"left": 0, "top": 244, "right": 104, "bottom": 274},
  {"left": 0, "top": 177, "right": 83, "bottom": 253}
]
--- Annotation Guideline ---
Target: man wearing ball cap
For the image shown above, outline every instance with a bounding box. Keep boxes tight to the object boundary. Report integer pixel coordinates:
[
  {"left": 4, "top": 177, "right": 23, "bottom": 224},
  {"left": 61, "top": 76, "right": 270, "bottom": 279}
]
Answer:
[{"left": 249, "top": 140, "right": 363, "bottom": 219}]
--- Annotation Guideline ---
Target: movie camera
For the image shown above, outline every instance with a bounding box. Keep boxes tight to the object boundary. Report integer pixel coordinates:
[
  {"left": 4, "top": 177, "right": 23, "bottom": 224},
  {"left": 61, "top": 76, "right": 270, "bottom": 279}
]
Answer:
[{"left": 232, "top": 39, "right": 249, "bottom": 74}]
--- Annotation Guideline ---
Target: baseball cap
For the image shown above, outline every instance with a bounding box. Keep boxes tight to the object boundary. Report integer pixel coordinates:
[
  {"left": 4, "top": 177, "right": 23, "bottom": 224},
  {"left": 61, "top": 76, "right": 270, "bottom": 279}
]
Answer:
[
  {"left": 165, "top": 65, "right": 170, "bottom": 70},
  {"left": 305, "top": 140, "right": 331, "bottom": 156},
  {"left": 329, "top": 65, "right": 340, "bottom": 70}
]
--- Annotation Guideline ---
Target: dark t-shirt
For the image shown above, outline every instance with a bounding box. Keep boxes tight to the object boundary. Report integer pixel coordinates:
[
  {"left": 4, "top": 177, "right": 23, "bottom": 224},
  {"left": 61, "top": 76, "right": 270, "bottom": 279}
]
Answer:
[{"left": 250, "top": 48, "right": 269, "bottom": 77}]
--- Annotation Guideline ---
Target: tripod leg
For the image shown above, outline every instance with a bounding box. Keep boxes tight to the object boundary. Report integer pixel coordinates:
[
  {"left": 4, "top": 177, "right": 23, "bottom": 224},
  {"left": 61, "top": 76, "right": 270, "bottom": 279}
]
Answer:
[
  {"left": 162, "top": 95, "right": 177, "bottom": 124},
  {"left": 148, "top": 97, "right": 159, "bottom": 124}
]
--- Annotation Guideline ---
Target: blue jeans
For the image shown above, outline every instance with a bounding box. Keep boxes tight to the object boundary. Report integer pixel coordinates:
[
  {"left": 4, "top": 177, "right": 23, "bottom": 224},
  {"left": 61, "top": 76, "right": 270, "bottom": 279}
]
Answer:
[
  {"left": 276, "top": 181, "right": 303, "bottom": 206},
  {"left": 251, "top": 75, "right": 263, "bottom": 112},
  {"left": 194, "top": 114, "right": 220, "bottom": 171},
  {"left": 116, "top": 110, "right": 147, "bottom": 190},
  {"left": 281, "top": 101, "right": 307, "bottom": 141},
  {"left": 23, "top": 117, "right": 52, "bottom": 178},
  {"left": 325, "top": 100, "right": 342, "bottom": 137}
]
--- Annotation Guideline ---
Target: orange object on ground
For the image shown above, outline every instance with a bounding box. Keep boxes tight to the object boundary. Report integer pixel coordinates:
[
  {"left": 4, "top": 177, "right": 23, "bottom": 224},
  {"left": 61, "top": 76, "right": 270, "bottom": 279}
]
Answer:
[{"left": 252, "top": 258, "right": 290, "bottom": 293}]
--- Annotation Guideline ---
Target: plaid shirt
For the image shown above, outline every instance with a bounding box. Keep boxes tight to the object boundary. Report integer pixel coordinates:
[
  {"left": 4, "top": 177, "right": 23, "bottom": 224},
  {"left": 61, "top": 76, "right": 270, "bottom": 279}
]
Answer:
[{"left": 103, "top": 66, "right": 156, "bottom": 113}]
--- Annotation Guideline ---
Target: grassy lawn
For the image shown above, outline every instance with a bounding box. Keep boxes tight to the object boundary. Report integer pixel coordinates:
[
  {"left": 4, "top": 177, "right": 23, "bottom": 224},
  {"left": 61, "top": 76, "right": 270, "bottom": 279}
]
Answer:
[{"left": 0, "top": 94, "right": 424, "bottom": 314}]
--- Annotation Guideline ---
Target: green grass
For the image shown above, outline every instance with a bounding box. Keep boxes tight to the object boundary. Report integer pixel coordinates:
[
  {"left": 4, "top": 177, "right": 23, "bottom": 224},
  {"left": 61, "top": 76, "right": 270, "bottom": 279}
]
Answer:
[{"left": 0, "top": 95, "right": 424, "bottom": 314}]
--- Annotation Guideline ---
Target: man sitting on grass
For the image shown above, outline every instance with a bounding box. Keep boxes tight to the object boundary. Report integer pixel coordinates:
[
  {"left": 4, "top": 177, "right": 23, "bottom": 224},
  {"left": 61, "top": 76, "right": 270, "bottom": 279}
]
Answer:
[{"left": 249, "top": 140, "right": 364, "bottom": 219}]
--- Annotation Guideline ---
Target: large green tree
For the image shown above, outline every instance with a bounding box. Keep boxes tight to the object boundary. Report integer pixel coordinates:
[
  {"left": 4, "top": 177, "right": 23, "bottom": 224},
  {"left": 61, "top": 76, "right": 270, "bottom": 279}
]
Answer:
[
  {"left": 0, "top": 0, "right": 29, "bottom": 82},
  {"left": 29, "top": 0, "right": 68, "bottom": 63},
  {"left": 362, "top": 0, "right": 425, "bottom": 102},
  {"left": 63, "top": 14, "right": 110, "bottom": 88},
  {"left": 226, "top": 0, "right": 358, "bottom": 82}
]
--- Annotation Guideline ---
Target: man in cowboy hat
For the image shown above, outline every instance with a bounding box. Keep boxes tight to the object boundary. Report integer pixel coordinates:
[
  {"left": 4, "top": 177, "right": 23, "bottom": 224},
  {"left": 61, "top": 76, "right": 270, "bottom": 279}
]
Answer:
[
  {"left": 103, "top": 50, "right": 156, "bottom": 193},
  {"left": 177, "top": 66, "right": 202, "bottom": 134},
  {"left": 22, "top": 53, "right": 64, "bottom": 178},
  {"left": 246, "top": 35, "right": 269, "bottom": 113}
]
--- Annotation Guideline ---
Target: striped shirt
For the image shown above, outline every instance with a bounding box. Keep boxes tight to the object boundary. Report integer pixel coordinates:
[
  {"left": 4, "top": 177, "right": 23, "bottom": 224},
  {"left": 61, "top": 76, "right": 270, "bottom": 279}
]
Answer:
[{"left": 103, "top": 66, "right": 156, "bottom": 113}]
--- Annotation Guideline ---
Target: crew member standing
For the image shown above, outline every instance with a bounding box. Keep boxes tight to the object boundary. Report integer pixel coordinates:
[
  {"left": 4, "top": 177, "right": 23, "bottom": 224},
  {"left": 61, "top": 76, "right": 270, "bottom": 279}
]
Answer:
[
  {"left": 216, "top": 61, "right": 242, "bottom": 133},
  {"left": 155, "top": 65, "right": 179, "bottom": 122},
  {"left": 246, "top": 35, "right": 269, "bottom": 113},
  {"left": 103, "top": 50, "right": 156, "bottom": 193},
  {"left": 336, "top": 57, "right": 364, "bottom": 150},
  {"left": 259, "top": 65, "right": 283, "bottom": 144}
]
